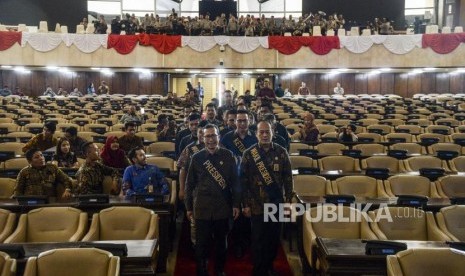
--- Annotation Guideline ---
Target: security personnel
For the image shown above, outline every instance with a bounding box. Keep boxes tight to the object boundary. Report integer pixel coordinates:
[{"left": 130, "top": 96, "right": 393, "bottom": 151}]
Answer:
[
  {"left": 241, "top": 120, "right": 294, "bottom": 276},
  {"left": 185, "top": 124, "right": 240, "bottom": 276}
]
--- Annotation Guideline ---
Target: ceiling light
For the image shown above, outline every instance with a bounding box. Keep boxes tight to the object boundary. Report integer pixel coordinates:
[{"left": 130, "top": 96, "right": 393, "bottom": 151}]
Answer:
[
  {"left": 450, "top": 68, "right": 465, "bottom": 74},
  {"left": 14, "top": 66, "right": 31, "bottom": 73},
  {"left": 46, "top": 66, "right": 58, "bottom": 70},
  {"left": 215, "top": 68, "right": 226, "bottom": 74},
  {"left": 409, "top": 69, "right": 423, "bottom": 75},
  {"left": 336, "top": 68, "right": 350, "bottom": 72},
  {"left": 189, "top": 70, "right": 201, "bottom": 74},
  {"left": 133, "top": 68, "right": 150, "bottom": 74},
  {"left": 380, "top": 68, "right": 392, "bottom": 72},
  {"left": 91, "top": 67, "right": 101, "bottom": 70},
  {"left": 424, "top": 67, "right": 436, "bottom": 71},
  {"left": 256, "top": 69, "right": 266, "bottom": 72},
  {"left": 241, "top": 71, "right": 253, "bottom": 74},
  {"left": 1, "top": 65, "right": 12, "bottom": 69},
  {"left": 174, "top": 69, "right": 185, "bottom": 72},
  {"left": 368, "top": 70, "right": 381, "bottom": 75}
]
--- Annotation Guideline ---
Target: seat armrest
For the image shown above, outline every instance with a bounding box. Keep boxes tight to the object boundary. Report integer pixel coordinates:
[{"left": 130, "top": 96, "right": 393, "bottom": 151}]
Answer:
[
  {"left": 0, "top": 213, "right": 16, "bottom": 243},
  {"left": 69, "top": 212, "right": 88, "bottom": 242},
  {"left": 4, "top": 214, "right": 27, "bottom": 243},
  {"left": 386, "top": 255, "right": 404, "bottom": 276},
  {"left": 82, "top": 213, "right": 99, "bottom": 241},
  {"left": 107, "top": 256, "right": 120, "bottom": 276},
  {"left": 426, "top": 212, "right": 450, "bottom": 241},
  {"left": 23, "top": 257, "right": 37, "bottom": 276},
  {"left": 435, "top": 213, "right": 460, "bottom": 241},
  {"left": 368, "top": 211, "right": 388, "bottom": 240},
  {"left": 145, "top": 213, "right": 159, "bottom": 240}
]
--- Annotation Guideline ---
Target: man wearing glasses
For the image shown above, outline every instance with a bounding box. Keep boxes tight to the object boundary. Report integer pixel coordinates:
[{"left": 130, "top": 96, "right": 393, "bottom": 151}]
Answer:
[{"left": 185, "top": 124, "right": 240, "bottom": 276}]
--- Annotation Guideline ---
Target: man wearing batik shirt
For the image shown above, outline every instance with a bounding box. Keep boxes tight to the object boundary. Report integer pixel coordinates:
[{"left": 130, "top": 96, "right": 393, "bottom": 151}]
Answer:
[
  {"left": 15, "top": 148, "right": 73, "bottom": 198},
  {"left": 185, "top": 124, "right": 240, "bottom": 276},
  {"left": 22, "top": 122, "right": 58, "bottom": 153},
  {"left": 177, "top": 126, "right": 204, "bottom": 201},
  {"left": 118, "top": 122, "right": 144, "bottom": 154},
  {"left": 76, "top": 142, "right": 120, "bottom": 194},
  {"left": 241, "top": 120, "right": 294, "bottom": 276}
]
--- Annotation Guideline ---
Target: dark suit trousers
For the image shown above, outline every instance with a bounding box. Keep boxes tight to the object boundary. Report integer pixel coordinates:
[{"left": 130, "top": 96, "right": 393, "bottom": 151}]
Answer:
[
  {"left": 251, "top": 215, "right": 281, "bottom": 276},
  {"left": 195, "top": 218, "right": 229, "bottom": 275}
]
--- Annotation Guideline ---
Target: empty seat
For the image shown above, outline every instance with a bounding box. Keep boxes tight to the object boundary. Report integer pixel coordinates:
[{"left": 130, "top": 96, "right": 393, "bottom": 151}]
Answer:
[
  {"left": 146, "top": 142, "right": 175, "bottom": 156},
  {"left": 294, "top": 175, "right": 331, "bottom": 197},
  {"left": 82, "top": 206, "right": 158, "bottom": 241},
  {"left": 318, "top": 156, "right": 361, "bottom": 172},
  {"left": 331, "top": 176, "right": 388, "bottom": 198},
  {"left": 435, "top": 205, "right": 465, "bottom": 241},
  {"left": 369, "top": 207, "right": 449, "bottom": 241},
  {"left": 395, "top": 124, "right": 423, "bottom": 135},
  {"left": 5, "top": 207, "right": 87, "bottom": 243},
  {"left": 384, "top": 175, "right": 439, "bottom": 198},
  {"left": 435, "top": 175, "right": 465, "bottom": 198},
  {"left": 357, "top": 132, "right": 384, "bottom": 143},
  {"left": 387, "top": 248, "right": 465, "bottom": 276},
  {"left": 314, "top": 143, "right": 347, "bottom": 155},
  {"left": 403, "top": 156, "right": 450, "bottom": 172},
  {"left": 385, "top": 133, "right": 417, "bottom": 143},
  {"left": 289, "top": 156, "right": 316, "bottom": 170},
  {"left": 361, "top": 156, "right": 406, "bottom": 173},
  {"left": 449, "top": 156, "right": 465, "bottom": 172},
  {"left": 289, "top": 142, "right": 311, "bottom": 155},
  {"left": 24, "top": 248, "right": 119, "bottom": 276},
  {"left": 0, "top": 178, "right": 16, "bottom": 199},
  {"left": 0, "top": 142, "right": 25, "bottom": 155},
  {"left": 428, "top": 143, "right": 463, "bottom": 155},
  {"left": 303, "top": 205, "right": 377, "bottom": 270},
  {"left": 352, "top": 143, "right": 386, "bottom": 156},
  {"left": 390, "top": 143, "right": 426, "bottom": 155}
]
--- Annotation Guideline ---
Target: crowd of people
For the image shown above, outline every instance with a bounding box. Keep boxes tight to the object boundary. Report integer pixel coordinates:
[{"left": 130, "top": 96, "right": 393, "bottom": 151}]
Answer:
[
  {"left": 81, "top": 8, "right": 395, "bottom": 36},
  {"left": 11, "top": 78, "right": 365, "bottom": 274}
]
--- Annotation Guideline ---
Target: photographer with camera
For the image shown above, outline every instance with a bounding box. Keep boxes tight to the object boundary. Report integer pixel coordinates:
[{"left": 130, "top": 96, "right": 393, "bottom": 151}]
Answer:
[{"left": 94, "top": 15, "right": 108, "bottom": 34}]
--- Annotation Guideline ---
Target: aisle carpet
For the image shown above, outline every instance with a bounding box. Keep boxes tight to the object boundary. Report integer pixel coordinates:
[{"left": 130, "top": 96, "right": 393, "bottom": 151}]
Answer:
[{"left": 173, "top": 220, "right": 293, "bottom": 275}]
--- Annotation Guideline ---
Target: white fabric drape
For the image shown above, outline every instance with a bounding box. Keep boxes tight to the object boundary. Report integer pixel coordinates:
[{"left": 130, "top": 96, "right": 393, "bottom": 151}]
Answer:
[
  {"left": 22, "top": 33, "right": 108, "bottom": 53},
  {"left": 181, "top": 36, "right": 269, "bottom": 53},
  {"left": 339, "top": 34, "right": 422, "bottom": 54}
]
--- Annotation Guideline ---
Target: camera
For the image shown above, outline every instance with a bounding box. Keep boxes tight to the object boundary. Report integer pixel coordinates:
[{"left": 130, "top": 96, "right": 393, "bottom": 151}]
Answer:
[
  {"left": 219, "top": 45, "right": 225, "bottom": 52},
  {"left": 219, "top": 58, "right": 224, "bottom": 66}
]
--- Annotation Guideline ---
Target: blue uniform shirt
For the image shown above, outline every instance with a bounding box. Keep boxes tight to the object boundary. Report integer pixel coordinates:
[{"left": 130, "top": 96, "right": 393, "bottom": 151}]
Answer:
[
  {"left": 220, "top": 131, "right": 258, "bottom": 157},
  {"left": 123, "top": 164, "right": 169, "bottom": 195}
]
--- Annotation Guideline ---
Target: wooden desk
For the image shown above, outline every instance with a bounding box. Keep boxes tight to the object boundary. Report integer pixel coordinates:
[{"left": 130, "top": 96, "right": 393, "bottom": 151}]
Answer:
[
  {"left": 314, "top": 238, "right": 449, "bottom": 276},
  {"left": 11, "top": 240, "right": 157, "bottom": 276},
  {"left": 0, "top": 197, "right": 171, "bottom": 273}
]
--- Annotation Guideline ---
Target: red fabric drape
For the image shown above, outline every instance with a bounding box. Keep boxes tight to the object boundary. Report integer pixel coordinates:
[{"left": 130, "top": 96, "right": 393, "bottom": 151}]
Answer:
[
  {"left": 422, "top": 33, "right": 465, "bottom": 54},
  {"left": 138, "top": 34, "right": 181, "bottom": 54},
  {"left": 108, "top": 34, "right": 181, "bottom": 54},
  {"left": 268, "top": 36, "right": 340, "bottom": 55},
  {"left": 0, "top": 31, "right": 22, "bottom": 51},
  {"left": 107, "top": 34, "right": 140, "bottom": 55}
]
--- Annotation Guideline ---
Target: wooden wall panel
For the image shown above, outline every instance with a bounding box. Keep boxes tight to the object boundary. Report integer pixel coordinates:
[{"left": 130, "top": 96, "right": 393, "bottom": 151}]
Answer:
[
  {"left": 354, "top": 74, "right": 368, "bottom": 94},
  {"left": 436, "top": 73, "right": 450, "bottom": 94},
  {"left": 380, "top": 73, "right": 395, "bottom": 94},
  {"left": 3, "top": 70, "right": 465, "bottom": 97},
  {"left": 421, "top": 73, "right": 436, "bottom": 94},
  {"left": 315, "top": 74, "right": 329, "bottom": 95},
  {"left": 367, "top": 74, "right": 381, "bottom": 94},
  {"left": 394, "top": 73, "right": 408, "bottom": 98},
  {"left": 340, "top": 74, "right": 355, "bottom": 95},
  {"left": 407, "top": 74, "right": 422, "bottom": 97},
  {"left": 450, "top": 73, "right": 465, "bottom": 93}
]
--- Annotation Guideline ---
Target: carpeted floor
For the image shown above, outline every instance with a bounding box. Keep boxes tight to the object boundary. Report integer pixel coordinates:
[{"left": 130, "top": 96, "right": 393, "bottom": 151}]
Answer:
[{"left": 174, "top": 220, "right": 293, "bottom": 276}]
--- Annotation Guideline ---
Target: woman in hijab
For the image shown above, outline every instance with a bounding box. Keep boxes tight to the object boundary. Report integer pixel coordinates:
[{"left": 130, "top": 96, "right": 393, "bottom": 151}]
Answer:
[
  {"left": 298, "top": 112, "right": 320, "bottom": 142},
  {"left": 100, "top": 136, "right": 130, "bottom": 169}
]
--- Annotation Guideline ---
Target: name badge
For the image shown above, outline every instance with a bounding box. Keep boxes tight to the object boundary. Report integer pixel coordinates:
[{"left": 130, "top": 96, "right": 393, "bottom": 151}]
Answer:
[{"left": 273, "top": 164, "right": 279, "bottom": 172}]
